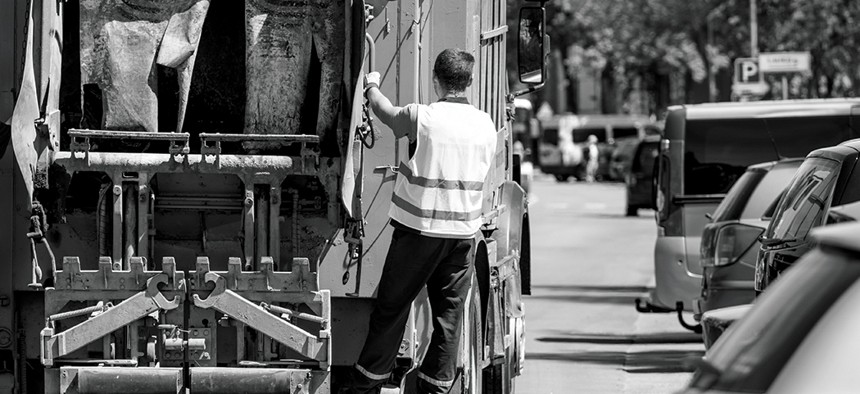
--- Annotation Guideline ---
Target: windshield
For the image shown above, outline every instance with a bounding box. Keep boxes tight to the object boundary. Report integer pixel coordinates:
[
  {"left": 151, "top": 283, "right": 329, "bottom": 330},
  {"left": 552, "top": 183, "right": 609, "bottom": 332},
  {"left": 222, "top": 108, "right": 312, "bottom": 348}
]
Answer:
[
  {"left": 573, "top": 127, "right": 606, "bottom": 143},
  {"left": 613, "top": 127, "right": 639, "bottom": 140},
  {"left": 766, "top": 278, "right": 860, "bottom": 393},
  {"left": 684, "top": 116, "right": 853, "bottom": 195},
  {"left": 712, "top": 170, "right": 766, "bottom": 222},
  {"left": 766, "top": 157, "right": 841, "bottom": 242},
  {"left": 692, "top": 248, "right": 860, "bottom": 392},
  {"left": 541, "top": 127, "right": 559, "bottom": 145}
]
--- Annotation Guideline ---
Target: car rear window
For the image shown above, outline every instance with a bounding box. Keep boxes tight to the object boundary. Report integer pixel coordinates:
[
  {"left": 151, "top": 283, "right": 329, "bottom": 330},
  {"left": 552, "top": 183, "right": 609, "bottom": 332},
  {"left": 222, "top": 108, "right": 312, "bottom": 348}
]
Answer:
[
  {"left": 684, "top": 116, "right": 853, "bottom": 195},
  {"left": 632, "top": 140, "right": 659, "bottom": 173},
  {"left": 692, "top": 247, "right": 860, "bottom": 392},
  {"left": 711, "top": 170, "right": 766, "bottom": 222},
  {"left": 768, "top": 157, "right": 841, "bottom": 243},
  {"left": 741, "top": 163, "right": 802, "bottom": 219}
]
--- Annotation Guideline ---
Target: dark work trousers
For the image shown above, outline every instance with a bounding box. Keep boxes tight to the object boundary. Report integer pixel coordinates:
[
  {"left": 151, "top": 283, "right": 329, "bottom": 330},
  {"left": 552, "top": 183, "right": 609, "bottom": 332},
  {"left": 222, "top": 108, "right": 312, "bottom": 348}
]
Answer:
[{"left": 346, "top": 227, "right": 475, "bottom": 394}]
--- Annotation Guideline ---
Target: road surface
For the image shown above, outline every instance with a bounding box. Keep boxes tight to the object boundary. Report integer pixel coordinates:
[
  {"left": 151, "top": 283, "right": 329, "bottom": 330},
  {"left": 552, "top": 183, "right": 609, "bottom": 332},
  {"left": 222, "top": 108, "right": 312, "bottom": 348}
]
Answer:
[{"left": 517, "top": 177, "right": 704, "bottom": 393}]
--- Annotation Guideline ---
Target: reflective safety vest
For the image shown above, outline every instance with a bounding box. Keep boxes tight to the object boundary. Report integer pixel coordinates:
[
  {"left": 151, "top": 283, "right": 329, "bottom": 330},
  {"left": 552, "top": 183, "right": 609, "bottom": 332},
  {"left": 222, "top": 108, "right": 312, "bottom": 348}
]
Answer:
[{"left": 389, "top": 101, "right": 497, "bottom": 237}]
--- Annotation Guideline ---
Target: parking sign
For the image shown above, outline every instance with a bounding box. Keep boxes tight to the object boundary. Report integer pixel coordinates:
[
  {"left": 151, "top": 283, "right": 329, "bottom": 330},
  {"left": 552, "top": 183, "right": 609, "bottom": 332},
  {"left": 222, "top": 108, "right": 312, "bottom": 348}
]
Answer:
[
  {"left": 734, "top": 58, "right": 760, "bottom": 83},
  {"left": 732, "top": 57, "right": 768, "bottom": 97}
]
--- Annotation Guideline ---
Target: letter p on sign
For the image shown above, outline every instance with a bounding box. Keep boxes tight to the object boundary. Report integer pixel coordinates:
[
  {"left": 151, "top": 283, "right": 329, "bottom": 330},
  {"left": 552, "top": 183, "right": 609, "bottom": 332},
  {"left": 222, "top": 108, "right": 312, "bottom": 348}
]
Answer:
[{"left": 734, "top": 58, "right": 761, "bottom": 83}]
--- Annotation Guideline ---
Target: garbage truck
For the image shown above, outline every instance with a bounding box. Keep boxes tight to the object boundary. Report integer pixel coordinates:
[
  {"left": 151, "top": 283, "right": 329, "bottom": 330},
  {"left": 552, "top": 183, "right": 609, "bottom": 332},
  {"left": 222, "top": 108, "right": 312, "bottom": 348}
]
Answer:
[{"left": 0, "top": 0, "right": 546, "bottom": 392}]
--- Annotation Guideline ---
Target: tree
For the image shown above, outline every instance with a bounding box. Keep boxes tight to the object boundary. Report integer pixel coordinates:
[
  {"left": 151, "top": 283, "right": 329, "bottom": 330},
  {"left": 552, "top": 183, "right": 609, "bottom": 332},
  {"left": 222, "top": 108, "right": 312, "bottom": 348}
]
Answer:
[{"left": 536, "top": 0, "right": 860, "bottom": 115}]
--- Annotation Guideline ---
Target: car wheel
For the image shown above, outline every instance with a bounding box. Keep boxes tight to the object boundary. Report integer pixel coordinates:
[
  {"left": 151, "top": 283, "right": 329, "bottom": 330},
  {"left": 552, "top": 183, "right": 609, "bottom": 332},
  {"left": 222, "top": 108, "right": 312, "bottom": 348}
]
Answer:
[
  {"left": 625, "top": 205, "right": 638, "bottom": 217},
  {"left": 554, "top": 174, "right": 569, "bottom": 182}
]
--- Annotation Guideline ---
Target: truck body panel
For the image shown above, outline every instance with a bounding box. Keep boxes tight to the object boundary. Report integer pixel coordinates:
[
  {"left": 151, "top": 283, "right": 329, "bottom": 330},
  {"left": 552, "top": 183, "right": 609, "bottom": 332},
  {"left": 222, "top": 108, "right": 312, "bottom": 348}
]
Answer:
[{"left": 1, "top": 0, "right": 532, "bottom": 392}]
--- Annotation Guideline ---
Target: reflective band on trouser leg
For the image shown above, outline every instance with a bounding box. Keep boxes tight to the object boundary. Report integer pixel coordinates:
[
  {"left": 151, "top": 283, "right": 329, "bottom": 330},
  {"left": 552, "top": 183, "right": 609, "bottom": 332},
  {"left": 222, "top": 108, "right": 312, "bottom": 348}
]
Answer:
[
  {"left": 417, "top": 371, "right": 454, "bottom": 387},
  {"left": 356, "top": 364, "right": 391, "bottom": 381}
]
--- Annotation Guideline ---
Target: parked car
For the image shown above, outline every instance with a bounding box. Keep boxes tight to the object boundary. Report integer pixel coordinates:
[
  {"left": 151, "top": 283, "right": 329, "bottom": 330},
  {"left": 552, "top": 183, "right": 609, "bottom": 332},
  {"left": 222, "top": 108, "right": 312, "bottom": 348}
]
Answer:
[
  {"left": 756, "top": 139, "right": 860, "bottom": 292},
  {"left": 609, "top": 138, "right": 639, "bottom": 182},
  {"left": 624, "top": 135, "right": 661, "bottom": 216},
  {"left": 695, "top": 159, "right": 802, "bottom": 320},
  {"left": 700, "top": 141, "right": 860, "bottom": 348},
  {"left": 647, "top": 99, "right": 860, "bottom": 322},
  {"left": 681, "top": 222, "right": 860, "bottom": 393}
]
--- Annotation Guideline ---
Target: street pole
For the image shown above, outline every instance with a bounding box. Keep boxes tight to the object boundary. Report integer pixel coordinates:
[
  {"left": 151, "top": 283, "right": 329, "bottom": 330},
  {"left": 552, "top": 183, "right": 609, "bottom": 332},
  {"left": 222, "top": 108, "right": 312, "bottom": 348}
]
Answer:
[
  {"left": 750, "top": 0, "right": 762, "bottom": 100},
  {"left": 750, "top": 0, "right": 758, "bottom": 57}
]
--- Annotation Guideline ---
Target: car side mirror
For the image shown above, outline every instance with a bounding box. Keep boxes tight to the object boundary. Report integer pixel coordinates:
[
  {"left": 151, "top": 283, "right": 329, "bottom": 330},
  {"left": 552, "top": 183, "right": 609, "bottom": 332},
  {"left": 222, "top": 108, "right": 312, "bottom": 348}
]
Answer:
[{"left": 517, "top": 6, "right": 547, "bottom": 85}]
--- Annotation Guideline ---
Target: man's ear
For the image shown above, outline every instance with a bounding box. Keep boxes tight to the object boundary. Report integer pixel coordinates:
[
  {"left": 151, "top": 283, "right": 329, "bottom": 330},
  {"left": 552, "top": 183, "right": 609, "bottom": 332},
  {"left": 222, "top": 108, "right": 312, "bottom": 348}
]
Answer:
[{"left": 467, "top": 76, "right": 473, "bottom": 87}]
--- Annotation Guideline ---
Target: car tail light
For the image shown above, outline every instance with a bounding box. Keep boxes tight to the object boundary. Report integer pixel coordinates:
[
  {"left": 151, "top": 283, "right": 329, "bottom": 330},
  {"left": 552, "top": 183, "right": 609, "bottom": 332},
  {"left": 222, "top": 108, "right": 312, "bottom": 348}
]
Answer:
[
  {"left": 713, "top": 223, "right": 764, "bottom": 267},
  {"left": 700, "top": 226, "right": 716, "bottom": 266}
]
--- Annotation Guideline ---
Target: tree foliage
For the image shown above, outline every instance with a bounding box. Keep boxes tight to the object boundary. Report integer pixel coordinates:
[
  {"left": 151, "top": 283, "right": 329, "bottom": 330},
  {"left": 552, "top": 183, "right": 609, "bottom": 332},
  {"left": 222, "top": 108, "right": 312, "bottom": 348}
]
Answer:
[{"left": 544, "top": 0, "right": 860, "bottom": 112}]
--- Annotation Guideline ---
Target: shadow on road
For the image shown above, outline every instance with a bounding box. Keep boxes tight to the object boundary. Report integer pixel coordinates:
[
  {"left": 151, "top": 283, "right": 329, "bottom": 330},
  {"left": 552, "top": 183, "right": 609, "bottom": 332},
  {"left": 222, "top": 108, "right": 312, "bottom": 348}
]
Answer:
[
  {"left": 525, "top": 293, "right": 644, "bottom": 304},
  {"left": 531, "top": 285, "right": 652, "bottom": 293},
  {"left": 579, "top": 212, "right": 657, "bottom": 220},
  {"left": 526, "top": 284, "right": 651, "bottom": 305},
  {"left": 536, "top": 332, "right": 702, "bottom": 345},
  {"left": 525, "top": 350, "right": 704, "bottom": 373}
]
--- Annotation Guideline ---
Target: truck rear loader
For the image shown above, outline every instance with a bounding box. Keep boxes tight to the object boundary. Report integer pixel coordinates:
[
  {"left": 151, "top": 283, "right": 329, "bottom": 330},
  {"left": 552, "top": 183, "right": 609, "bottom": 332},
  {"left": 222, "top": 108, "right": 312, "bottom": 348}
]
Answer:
[{"left": 0, "top": 0, "right": 545, "bottom": 392}]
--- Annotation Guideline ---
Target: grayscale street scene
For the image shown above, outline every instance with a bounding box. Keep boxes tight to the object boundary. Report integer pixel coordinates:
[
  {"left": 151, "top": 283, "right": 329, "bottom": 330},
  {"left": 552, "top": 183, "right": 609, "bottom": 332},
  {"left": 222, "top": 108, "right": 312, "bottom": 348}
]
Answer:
[{"left": 3, "top": 0, "right": 860, "bottom": 393}]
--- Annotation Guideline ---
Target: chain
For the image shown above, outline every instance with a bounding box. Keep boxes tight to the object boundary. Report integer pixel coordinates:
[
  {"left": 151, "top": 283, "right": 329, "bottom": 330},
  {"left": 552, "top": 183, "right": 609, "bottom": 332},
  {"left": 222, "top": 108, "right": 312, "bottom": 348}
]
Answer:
[{"left": 357, "top": 102, "right": 376, "bottom": 149}]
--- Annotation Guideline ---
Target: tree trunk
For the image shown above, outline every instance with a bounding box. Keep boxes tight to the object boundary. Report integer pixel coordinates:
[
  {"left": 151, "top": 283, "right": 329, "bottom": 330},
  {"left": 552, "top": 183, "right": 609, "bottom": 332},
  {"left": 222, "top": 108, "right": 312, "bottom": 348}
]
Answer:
[{"left": 601, "top": 61, "right": 616, "bottom": 113}]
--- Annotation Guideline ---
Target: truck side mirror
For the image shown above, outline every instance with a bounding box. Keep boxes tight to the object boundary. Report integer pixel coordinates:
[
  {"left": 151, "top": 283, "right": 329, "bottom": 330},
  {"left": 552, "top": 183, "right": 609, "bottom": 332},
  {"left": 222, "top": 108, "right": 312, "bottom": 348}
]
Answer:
[{"left": 517, "top": 7, "right": 547, "bottom": 85}]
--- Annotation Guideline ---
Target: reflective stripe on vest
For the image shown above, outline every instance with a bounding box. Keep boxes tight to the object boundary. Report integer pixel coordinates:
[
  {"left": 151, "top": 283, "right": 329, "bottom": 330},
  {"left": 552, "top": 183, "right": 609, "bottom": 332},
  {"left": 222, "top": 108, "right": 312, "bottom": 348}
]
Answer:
[
  {"left": 391, "top": 193, "right": 483, "bottom": 221},
  {"left": 397, "top": 163, "right": 485, "bottom": 191},
  {"left": 388, "top": 101, "right": 497, "bottom": 236}
]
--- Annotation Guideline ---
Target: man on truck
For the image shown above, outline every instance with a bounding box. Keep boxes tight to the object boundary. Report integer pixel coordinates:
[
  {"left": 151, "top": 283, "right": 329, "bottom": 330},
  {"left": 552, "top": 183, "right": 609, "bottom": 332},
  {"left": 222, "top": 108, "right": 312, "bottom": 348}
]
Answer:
[{"left": 343, "top": 48, "right": 497, "bottom": 394}]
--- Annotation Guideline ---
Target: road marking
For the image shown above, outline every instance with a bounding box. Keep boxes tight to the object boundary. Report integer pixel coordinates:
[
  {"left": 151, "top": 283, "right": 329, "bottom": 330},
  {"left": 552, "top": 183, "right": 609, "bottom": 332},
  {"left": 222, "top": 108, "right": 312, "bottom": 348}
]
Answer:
[{"left": 585, "top": 203, "right": 607, "bottom": 210}]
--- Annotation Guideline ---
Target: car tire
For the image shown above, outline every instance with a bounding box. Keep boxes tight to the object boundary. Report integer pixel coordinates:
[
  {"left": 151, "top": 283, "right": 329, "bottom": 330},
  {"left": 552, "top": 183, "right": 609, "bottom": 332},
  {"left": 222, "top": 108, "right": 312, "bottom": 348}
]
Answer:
[
  {"left": 626, "top": 205, "right": 638, "bottom": 217},
  {"left": 554, "top": 174, "right": 569, "bottom": 182}
]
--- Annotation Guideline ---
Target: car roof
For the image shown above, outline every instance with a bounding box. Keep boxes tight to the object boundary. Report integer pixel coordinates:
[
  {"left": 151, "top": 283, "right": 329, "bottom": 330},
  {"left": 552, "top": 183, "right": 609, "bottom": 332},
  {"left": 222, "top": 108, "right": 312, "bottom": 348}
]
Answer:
[
  {"left": 747, "top": 161, "right": 777, "bottom": 172},
  {"left": 811, "top": 222, "right": 860, "bottom": 255},
  {"left": 669, "top": 98, "right": 860, "bottom": 120},
  {"left": 746, "top": 158, "right": 803, "bottom": 172},
  {"left": 807, "top": 141, "right": 860, "bottom": 162}
]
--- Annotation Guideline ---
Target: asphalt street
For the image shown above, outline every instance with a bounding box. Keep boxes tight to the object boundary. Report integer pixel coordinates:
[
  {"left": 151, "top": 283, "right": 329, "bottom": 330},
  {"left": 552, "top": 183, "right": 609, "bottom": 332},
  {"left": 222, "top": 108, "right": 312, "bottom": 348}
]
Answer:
[{"left": 517, "top": 176, "right": 704, "bottom": 394}]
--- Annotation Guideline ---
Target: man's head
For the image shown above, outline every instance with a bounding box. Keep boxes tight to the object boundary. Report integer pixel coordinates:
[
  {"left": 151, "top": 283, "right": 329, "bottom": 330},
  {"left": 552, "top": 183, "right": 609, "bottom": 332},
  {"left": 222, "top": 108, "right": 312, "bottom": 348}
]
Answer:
[{"left": 433, "top": 49, "right": 475, "bottom": 96}]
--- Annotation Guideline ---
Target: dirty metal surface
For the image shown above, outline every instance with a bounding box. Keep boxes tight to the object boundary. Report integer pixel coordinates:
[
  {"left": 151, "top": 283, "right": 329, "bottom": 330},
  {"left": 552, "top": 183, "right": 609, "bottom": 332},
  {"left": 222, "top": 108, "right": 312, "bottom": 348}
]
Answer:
[
  {"left": 244, "top": 0, "right": 345, "bottom": 150},
  {"left": 79, "top": 0, "right": 210, "bottom": 133}
]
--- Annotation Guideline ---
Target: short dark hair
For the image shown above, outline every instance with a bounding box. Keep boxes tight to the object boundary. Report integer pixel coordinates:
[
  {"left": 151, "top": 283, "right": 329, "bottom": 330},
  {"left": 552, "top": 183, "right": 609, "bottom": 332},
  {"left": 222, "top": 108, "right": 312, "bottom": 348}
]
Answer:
[{"left": 433, "top": 49, "right": 475, "bottom": 92}]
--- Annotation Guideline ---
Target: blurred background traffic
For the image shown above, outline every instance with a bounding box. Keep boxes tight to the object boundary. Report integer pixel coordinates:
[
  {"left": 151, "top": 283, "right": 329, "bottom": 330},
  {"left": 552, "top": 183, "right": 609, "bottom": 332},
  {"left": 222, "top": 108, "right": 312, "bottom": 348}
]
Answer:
[{"left": 512, "top": 1, "right": 860, "bottom": 393}]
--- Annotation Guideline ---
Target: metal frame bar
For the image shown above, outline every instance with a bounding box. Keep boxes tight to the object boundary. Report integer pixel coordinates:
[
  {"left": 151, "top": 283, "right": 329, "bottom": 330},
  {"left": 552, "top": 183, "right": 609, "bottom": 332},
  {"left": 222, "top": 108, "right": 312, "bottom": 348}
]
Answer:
[
  {"left": 480, "top": 25, "right": 507, "bottom": 41},
  {"left": 42, "top": 272, "right": 181, "bottom": 366}
]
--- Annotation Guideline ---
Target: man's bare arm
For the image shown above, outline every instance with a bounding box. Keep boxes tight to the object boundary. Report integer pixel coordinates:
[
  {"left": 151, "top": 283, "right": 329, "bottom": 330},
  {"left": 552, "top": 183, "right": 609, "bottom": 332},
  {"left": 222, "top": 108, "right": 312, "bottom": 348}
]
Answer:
[
  {"left": 364, "top": 72, "right": 416, "bottom": 141},
  {"left": 366, "top": 87, "right": 400, "bottom": 127}
]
